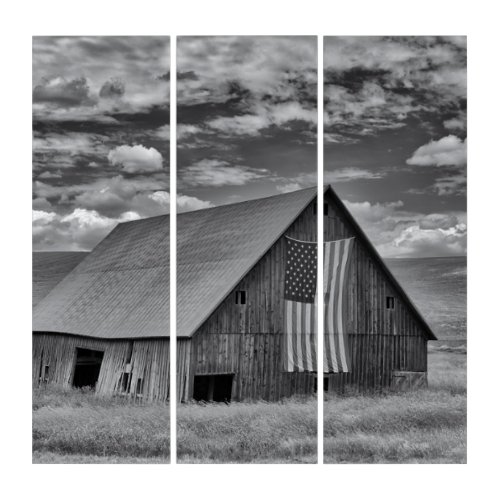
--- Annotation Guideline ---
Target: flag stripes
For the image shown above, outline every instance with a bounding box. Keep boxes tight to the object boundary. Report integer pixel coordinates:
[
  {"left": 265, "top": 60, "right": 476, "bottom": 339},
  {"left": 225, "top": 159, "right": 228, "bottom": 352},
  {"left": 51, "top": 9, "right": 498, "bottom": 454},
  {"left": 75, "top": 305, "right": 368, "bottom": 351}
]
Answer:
[
  {"left": 283, "top": 236, "right": 354, "bottom": 373},
  {"left": 323, "top": 237, "right": 354, "bottom": 373}
]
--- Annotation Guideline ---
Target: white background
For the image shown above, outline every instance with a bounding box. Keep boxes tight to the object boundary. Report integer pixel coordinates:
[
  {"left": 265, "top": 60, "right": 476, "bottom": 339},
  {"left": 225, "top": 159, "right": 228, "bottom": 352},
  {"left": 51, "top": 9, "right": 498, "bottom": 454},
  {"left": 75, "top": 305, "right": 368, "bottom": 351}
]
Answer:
[{"left": 1, "top": 1, "right": 497, "bottom": 498}]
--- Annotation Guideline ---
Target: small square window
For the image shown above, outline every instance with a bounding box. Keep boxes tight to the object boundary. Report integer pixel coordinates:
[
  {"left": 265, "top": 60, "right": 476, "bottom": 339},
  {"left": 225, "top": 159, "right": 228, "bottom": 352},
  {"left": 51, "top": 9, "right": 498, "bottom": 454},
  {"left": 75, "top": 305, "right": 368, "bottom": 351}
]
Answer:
[
  {"left": 386, "top": 296, "right": 395, "bottom": 309},
  {"left": 235, "top": 290, "right": 246, "bottom": 305}
]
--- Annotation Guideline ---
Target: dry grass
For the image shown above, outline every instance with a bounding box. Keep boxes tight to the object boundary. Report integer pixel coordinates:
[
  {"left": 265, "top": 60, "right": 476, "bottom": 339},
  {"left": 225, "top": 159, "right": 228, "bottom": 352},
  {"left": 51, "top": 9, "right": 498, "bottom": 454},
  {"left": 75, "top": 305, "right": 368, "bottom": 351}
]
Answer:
[
  {"left": 32, "top": 385, "right": 169, "bottom": 464},
  {"left": 178, "top": 349, "right": 466, "bottom": 464},
  {"left": 33, "top": 349, "right": 466, "bottom": 464},
  {"left": 177, "top": 397, "right": 317, "bottom": 463},
  {"left": 323, "top": 348, "right": 466, "bottom": 463}
]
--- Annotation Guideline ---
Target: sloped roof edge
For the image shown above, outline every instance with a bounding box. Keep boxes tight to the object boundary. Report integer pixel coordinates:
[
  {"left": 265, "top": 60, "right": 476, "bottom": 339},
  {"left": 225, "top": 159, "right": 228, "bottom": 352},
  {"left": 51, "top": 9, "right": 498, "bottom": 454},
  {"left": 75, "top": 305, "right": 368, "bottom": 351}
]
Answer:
[
  {"left": 183, "top": 187, "right": 319, "bottom": 337},
  {"left": 325, "top": 184, "right": 437, "bottom": 340}
]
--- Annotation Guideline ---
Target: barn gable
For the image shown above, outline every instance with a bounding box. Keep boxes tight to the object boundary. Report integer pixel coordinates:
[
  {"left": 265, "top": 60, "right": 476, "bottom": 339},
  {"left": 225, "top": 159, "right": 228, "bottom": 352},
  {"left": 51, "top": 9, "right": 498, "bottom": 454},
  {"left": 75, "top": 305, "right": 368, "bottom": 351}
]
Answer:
[
  {"left": 186, "top": 186, "right": 435, "bottom": 341},
  {"left": 323, "top": 186, "right": 436, "bottom": 340},
  {"left": 177, "top": 187, "right": 318, "bottom": 338}
]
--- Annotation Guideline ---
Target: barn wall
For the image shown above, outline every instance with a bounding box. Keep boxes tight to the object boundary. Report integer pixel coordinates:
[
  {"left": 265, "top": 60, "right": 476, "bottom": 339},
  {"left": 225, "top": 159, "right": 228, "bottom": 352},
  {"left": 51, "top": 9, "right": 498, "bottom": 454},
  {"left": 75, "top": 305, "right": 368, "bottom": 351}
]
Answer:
[
  {"left": 326, "top": 333, "right": 427, "bottom": 391},
  {"left": 177, "top": 338, "right": 192, "bottom": 402},
  {"left": 33, "top": 333, "right": 170, "bottom": 401},
  {"left": 187, "top": 331, "right": 315, "bottom": 401},
  {"left": 184, "top": 201, "right": 317, "bottom": 401}
]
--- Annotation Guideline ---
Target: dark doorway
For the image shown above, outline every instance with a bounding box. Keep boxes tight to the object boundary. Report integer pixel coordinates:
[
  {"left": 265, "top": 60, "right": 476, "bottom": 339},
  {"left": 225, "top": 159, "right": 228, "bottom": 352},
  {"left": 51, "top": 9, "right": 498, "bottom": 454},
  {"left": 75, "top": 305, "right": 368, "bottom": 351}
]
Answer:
[
  {"left": 193, "top": 374, "right": 233, "bottom": 402},
  {"left": 72, "top": 348, "right": 104, "bottom": 389}
]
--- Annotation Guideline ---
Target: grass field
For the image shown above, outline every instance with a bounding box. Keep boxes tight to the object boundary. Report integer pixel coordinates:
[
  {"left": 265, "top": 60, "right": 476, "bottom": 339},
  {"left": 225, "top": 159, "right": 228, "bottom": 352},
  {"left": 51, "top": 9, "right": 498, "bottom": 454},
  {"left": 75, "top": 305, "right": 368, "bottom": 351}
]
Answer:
[
  {"left": 177, "top": 347, "right": 466, "bottom": 463},
  {"left": 33, "top": 347, "right": 466, "bottom": 464},
  {"left": 323, "top": 347, "right": 466, "bottom": 463},
  {"left": 32, "top": 386, "right": 170, "bottom": 464}
]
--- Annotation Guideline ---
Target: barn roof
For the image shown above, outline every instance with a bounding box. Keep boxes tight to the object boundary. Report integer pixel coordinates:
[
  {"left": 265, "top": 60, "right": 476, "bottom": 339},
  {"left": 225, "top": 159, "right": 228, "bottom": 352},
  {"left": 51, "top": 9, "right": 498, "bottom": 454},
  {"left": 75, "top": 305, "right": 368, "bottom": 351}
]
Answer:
[
  {"left": 33, "top": 185, "right": 436, "bottom": 340},
  {"left": 32, "top": 215, "right": 169, "bottom": 339},
  {"left": 33, "top": 252, "right": 88, "bottom": 307},
  {"left": 32, "top": 187, "right": 317, "bottom": 339}
]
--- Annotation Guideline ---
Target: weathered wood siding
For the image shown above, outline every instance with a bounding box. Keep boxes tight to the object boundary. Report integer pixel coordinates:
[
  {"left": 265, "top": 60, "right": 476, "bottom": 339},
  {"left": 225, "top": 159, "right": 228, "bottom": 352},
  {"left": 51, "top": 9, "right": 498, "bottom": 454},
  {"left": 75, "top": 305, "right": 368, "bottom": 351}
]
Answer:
[
  {"left": 33, "top": 333, "right": 170, "bottom": 401},
  {"left": 323, "top": 191, "right": 428, "bottom": 392},
  {"left": 183, "top": 201, "right": 317, "bottom": 401},
  {"left": 328, "top": 334, "right": 427, "bottom": 392},
  {"left": 183, "top": 194, "right": 429, "bottom": 400}
]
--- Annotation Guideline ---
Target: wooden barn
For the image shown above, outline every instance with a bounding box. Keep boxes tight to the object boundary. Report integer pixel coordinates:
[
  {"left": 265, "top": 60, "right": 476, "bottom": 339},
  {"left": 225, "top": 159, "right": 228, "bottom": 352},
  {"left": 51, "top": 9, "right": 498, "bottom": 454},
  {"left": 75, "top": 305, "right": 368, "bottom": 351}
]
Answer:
[
  {"left": 32, "top": 215, "right": 171, "bottom": 401},
  {"left": 176, "top": 186, "right": 436, "bottom": 402},
  {"left": 32, "top": 185, "right": 436, "bottom": 403}
]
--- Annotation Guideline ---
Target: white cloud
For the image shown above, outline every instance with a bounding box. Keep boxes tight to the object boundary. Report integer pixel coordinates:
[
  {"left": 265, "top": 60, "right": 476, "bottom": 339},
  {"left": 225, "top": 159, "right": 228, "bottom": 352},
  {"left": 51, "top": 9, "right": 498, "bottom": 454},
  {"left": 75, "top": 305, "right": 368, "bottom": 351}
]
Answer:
[
  {"left": 177, "top": 194, "right": 214, "bottom": 212},
  {"left": 145, "top": 190, "right": 213, "bottom": 212},
  {"left": 207, "top": 102, "right": 317, "bottom": 137},
  {"left": 275, "top": 167, "right": 385, "bottom": 193},
  {"left": 177, "top": 36, "right": 316, "bottom": 106},
  {"left": 386, "top": 222, "right": 467, "bottom": 258},
  {"left": 323, "top": 37, "right": 467, "bottom": 138},
  {"left": 32, "top": 208, "right": 140, "bottom": 251},
  {"left": 32, "top": 191, "right": 213, "bottom": 250},
  {"left": 181, "top": 159, "right": 269, "bottom": 187},
  {"left": 33, "top": 76, "right": 96, "bottom": 107},
  {"left": 108, "top": 144, "right": 163, "bottom": 173},
  {"left": 443, "top": 115, "right": 466, "bottom": 131},
  {"left": 33, "top": 37, "right": 170, "bottom": 120},
  {"left": 433, "top": 172, "right": 467, "bottom": 196},
  {"left": 208, "top": 114, "right": 270, "bottom": 136},
  {"left": 38, "top": 171, "right": 62, "bottom": 179},
  {"left": 406, "top": 135, "right": 467, "bottom": 167},
  {"left": 33, "top": 132, "right": 108, "bottom": 157},
  {"left": 276, "top": 183, "right": 303, "bottom": 194},
  {"left": 344, "top": 199, "right": 467, "bottom": 258}
]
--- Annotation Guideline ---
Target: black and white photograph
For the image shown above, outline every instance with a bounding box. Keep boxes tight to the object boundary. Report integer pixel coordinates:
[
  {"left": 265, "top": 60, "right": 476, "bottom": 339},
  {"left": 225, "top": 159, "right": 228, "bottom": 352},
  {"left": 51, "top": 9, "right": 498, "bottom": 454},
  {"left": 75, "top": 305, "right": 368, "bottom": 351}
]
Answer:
[
  {"left": 32, "top": 36, "right": 171, "bottom": 463},
  {"left": 175, "top": 36, "right": 319, "bottom": 463},
  {"left": 322, "top": 36, "right": 466, "bottom": 463},
  {"left": 30, "top": 35, "right": 467, "bottom": 466}
]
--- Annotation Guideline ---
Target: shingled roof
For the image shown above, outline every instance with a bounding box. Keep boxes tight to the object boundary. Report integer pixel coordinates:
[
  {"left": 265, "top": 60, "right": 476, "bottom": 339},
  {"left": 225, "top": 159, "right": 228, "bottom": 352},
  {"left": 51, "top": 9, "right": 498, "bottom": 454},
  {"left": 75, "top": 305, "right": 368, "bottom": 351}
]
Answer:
[
  {"left": 33, "top": 252, "right": 88, "bottom": 307},
  {"left": 32, "top": 186, "right": 436, "bottom": 340},
  {"left": 32, "top": 187, "right": 317, "bottom": 339},
  {"left": 32, "top": 215, "right": 169, "bottom": 339}
]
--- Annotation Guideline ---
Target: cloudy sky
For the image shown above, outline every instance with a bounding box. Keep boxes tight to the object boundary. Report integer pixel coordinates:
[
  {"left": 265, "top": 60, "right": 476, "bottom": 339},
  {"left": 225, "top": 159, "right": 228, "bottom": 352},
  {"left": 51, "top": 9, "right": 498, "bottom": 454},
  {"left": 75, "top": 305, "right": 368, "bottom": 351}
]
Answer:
[
  {"left": 324, "top": 36, "right": 466, "bottom": 258},
  {"left": 177, "top": 36, "right": 317, "bottom": 207},
  {"left": 33, "top": 36, "right": 466, "bottom": 258},
  {"left": 33, "top": 36, "right": 170, "bottom": 251}
]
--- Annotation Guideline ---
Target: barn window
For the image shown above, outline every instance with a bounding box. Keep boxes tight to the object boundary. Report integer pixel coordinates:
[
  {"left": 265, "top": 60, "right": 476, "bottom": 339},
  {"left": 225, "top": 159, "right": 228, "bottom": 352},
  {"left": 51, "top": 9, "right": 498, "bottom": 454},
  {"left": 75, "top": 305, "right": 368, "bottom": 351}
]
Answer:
[
  {"left": 120, "top": 372, "right": 130, "bottom": 394},
  {"left": 72, "top": 348, "right": 104, "bottom": 389},
  {"left": 386, "top": 296, "right": 395, "bottom": 309},
  {"left": 235, "top": 290, "right": 246, "bottom": 305},
  {"left": 136, "top": 378, "right": 143, "bottom": 397},
  {"left": 41, "top": 365, "right": 50, "bottom": 383},
  {"left": 313, "top": 376, "right": 329, "bottom": 393},
  {"left": 193, "top": 374, "right": 234, "bottom": 403}
]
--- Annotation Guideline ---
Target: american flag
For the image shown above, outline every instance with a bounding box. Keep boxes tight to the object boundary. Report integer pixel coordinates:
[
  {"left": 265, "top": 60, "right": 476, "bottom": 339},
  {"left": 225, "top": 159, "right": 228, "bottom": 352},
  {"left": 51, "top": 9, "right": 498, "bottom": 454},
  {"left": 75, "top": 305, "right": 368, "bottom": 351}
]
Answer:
[
  {"left": 283, "top": 236, "right": 354, "bottom": 373},
  {"left": 284, "top": 237, "right": 317, "bottom": 372},
  {"left": 323, "top": 238, "right": 354, "bottom": 373}
]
